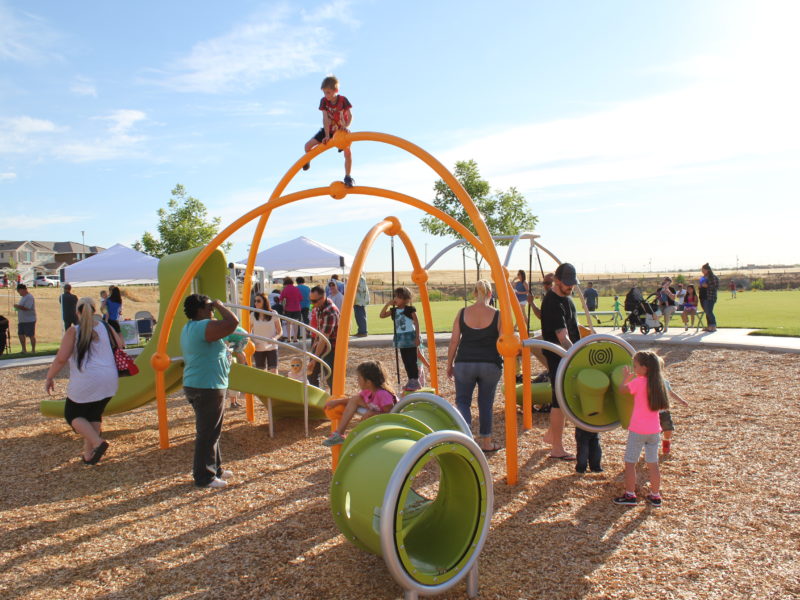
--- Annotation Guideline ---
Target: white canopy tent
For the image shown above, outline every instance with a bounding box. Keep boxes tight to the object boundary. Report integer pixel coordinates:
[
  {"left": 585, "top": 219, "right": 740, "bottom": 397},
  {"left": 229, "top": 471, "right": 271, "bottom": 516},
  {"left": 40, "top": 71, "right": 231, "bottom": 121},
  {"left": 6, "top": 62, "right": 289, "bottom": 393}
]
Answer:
[
  {"left": 63, "top": 243, "right": 159, "bottom": 287},
  {"left": 246, "top": 236, "right": 354, "bottom": 278}
]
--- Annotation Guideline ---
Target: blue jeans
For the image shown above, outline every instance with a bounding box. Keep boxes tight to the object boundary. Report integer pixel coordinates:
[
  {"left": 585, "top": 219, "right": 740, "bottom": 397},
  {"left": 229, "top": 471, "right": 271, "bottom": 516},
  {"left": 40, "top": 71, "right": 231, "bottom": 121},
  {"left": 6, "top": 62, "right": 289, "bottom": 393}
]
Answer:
[
  {"left": 454, "top": 362, "right": 502, "bottom": 437},
  {"left": 702, "top": 298, "right": 717, "bottom": 327},
  {"left": 353, "top": 304, "right": 367, "bottom": 335}
]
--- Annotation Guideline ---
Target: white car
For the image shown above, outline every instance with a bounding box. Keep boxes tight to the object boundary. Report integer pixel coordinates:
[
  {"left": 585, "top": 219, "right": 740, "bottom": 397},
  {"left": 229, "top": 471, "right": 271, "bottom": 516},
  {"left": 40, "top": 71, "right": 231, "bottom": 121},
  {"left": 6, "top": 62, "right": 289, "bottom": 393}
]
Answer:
[{"left": 34, "top": 275, "right": 60, "bottom": 287}]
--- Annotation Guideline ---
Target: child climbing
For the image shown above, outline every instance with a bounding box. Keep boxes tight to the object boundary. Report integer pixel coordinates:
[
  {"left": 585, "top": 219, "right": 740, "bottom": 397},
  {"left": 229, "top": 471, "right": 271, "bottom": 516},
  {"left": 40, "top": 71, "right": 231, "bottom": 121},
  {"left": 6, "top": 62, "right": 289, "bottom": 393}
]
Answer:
[
  {"left": 303, "top": 75, "right": 354, "bottom": 187},
  {"left": 614, "top": 351, "right": 671, "bottom": 507},
  {"left": 322, "top": 361, "right": 397, "bottom": 446},
  {"left": 380, "top": 286, "right": 421, "bottom": 392},
  {"left": 225, "top": 326, "right": 249, "bottom": 408}
]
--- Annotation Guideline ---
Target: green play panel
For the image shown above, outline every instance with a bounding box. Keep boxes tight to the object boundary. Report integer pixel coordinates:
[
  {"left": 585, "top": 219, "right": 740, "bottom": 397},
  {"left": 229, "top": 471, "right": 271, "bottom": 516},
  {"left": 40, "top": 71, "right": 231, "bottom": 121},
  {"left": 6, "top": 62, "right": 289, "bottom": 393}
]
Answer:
[{"left": 561, "top": 340, "right": 633, "bottom": 429}]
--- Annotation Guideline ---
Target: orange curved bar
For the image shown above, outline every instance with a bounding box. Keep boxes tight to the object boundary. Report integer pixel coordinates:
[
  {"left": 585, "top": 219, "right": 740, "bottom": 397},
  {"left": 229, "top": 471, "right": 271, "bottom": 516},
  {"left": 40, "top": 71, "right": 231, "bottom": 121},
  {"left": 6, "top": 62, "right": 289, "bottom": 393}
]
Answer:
[
  {"left": 503, "top": 278, "right": 533, "bottom": 430},
  {"left": 154, "top": 130, "right": 523, "bottom": 484}
]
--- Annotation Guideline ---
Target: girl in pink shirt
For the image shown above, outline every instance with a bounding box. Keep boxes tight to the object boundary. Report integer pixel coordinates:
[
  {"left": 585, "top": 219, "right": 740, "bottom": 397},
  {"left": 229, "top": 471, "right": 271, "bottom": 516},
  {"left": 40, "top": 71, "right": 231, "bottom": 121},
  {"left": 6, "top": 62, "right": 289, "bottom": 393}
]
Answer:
[
  {"left": 322, "top": 361, "right": 397, "bottom": 446},
  {"left": 614, "top": 351, "right": 671, "bottom": 507}
]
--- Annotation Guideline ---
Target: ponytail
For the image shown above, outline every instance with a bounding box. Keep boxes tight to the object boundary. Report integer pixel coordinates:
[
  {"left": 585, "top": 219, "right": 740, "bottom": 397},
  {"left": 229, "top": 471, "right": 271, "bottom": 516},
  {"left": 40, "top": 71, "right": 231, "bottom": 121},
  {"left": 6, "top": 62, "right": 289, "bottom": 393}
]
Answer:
[
  {"left": 633, "top": 351, "right": 670, "bottom": 411},
  {"left": 75, "top": 297, "right": 97, "bottom": 370}
]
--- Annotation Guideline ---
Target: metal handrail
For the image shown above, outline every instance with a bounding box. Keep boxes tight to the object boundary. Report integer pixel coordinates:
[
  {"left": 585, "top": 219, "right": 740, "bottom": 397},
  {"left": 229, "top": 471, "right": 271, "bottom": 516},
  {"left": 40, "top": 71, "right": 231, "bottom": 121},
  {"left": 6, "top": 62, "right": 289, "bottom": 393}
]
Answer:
[
  {"left": 225, "top": 302, "right": 333, "bottom": 437},
  {"left": 223, "top": 302, "right": 332, "bottom": 358}
]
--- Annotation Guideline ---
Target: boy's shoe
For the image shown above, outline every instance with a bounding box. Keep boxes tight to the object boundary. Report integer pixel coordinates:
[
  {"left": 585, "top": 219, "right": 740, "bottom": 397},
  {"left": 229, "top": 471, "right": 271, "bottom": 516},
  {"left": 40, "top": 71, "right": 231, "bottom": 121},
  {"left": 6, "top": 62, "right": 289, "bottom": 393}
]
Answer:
[
  {"left": 575, "top": 466, "right": 587, "bottom": 474},
  {"left": 590, "top": 467, "right": 604, "bottom": 473},
  {"left": 302, "top": 162, "right": 310, "bottom": 171},
  {"left": 343, "top": 175, "right": 354, "bottom": 188},
  {"left": 646, "top": 493, "right": 662, "bottom": 508},
  {"left": 322, "top": 432, "right": 346, "bottom": 447},
  {"left": 613, "top": 492, "right": 638, "bottom": 506},
  {"left": 662, "top": 440, "right": 671, "bottom": 454},
  {"left": 219, "top": 470, "right": 233, "bottom": 481},
  {"left": 206, "top": 477, "right": 228, "bottom": 489}
]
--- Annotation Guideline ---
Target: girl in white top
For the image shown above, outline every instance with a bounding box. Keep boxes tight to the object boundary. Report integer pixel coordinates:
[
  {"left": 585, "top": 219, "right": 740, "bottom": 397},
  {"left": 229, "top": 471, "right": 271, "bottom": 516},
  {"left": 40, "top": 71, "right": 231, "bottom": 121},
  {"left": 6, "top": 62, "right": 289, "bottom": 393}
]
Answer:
[
  {"left": 251, "top": 293, "right": 282, "bottom": 373},
  {"left": 45, "top": 297, "right": 122, "bottom": 465}
]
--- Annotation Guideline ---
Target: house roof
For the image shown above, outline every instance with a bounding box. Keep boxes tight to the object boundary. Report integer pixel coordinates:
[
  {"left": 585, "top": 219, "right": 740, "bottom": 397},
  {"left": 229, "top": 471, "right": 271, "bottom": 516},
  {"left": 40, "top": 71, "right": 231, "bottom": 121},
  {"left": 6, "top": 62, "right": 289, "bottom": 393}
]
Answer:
[{"left": 0, "top": 241, "right": 104, "bottom": 253}]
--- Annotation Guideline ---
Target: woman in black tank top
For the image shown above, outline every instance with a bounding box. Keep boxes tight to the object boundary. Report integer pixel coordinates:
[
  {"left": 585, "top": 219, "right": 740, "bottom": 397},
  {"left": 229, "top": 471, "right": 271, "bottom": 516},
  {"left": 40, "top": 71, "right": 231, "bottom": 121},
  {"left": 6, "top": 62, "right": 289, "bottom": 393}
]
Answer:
[{"left": 446, "top": 281, "right": 503, "bottom": 453}]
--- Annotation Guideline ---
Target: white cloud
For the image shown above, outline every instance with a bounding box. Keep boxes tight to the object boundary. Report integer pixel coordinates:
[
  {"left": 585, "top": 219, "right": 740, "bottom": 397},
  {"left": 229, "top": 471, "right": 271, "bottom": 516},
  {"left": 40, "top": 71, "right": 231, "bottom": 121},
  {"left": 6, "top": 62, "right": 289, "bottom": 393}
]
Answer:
[
  {"left": 56, "top": 110, "right": 149, "bottom": 162},
  {"left": 0, "top": 3, "right": 62, "bottom": 63},
  {"left": 0, "top": 172, "right": 16, "bottom": 181},
  {"left": 149, "top": 5, "right": 346, "bottom": 93},
  {"left": 1, "top": 213, "right": 85, "bottom": 229},
  {"left": 70, "top": 77, "right": 97, "bottom": 97},
  {"left": 0, "top": 116, "right": 61, "bottom": 154},
  {"left": 301, "top": 0, "right": 360, "bottom": 27}
]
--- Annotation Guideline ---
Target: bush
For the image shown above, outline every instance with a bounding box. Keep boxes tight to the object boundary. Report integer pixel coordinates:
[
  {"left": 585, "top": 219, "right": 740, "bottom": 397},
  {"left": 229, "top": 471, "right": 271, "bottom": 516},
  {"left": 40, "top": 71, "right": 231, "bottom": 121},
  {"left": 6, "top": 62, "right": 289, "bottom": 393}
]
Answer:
[
  {"left": 751, "top": 278, "right": 765, "bottom": 290},
  {"left": 674, "top": 274, "right": 686, "bottom": 284}
]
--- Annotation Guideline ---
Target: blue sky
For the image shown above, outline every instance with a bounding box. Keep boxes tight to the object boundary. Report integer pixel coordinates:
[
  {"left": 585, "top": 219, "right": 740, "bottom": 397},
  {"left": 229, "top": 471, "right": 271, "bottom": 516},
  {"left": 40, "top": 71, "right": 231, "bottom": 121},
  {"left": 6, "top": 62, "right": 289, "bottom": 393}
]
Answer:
[{"left": 2, "top": 0, "right": 798, "bottom": 276}]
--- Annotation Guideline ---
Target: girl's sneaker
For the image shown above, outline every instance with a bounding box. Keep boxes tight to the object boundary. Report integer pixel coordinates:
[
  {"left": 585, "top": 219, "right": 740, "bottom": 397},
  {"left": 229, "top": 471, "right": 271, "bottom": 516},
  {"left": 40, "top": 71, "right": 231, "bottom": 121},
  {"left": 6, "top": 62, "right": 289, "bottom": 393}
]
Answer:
[
  {"left": 322, "top": 432, "right": 346, "bottom": 447},
  {"left": 343, "top": 175, "right": 355, "bottom": 188},
  {"left": 646, "top": 493, "right": 662, "bottom": 507},
  {"left": 613, "top": 492, "right": 638, "bottom": 506}
]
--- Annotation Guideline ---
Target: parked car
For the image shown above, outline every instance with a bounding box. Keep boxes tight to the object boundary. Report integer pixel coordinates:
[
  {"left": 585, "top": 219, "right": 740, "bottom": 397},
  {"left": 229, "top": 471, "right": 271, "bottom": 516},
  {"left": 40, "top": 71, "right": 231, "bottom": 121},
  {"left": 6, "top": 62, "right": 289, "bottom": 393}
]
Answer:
[{"left": 33, "top": 275, "right": 60, "bottom": 287}]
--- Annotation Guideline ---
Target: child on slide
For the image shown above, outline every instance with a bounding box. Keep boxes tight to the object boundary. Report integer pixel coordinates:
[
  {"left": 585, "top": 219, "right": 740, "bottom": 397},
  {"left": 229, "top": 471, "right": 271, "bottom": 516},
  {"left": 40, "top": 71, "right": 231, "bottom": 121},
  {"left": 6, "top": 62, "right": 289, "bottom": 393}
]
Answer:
[
  {"left": 303, "top": 75, "right": 354, "bottom": 187},
  {"left": 322, "top": 361, "right": 397, "bottom": 446}
]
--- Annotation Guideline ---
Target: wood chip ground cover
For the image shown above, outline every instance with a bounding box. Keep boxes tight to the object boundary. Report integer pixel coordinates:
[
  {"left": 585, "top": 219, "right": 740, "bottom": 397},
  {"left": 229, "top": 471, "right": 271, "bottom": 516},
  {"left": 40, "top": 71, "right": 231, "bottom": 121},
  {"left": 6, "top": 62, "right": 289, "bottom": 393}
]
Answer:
[{"left": 1, "top": 346, "right": 798, "bottom": 599}]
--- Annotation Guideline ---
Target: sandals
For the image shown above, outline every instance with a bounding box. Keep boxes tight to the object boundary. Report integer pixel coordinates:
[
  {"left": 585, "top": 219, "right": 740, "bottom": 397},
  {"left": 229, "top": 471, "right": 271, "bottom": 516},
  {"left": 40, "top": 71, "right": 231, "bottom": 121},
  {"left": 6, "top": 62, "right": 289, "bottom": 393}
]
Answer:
[
  {"left": 548, "top": 453, "right": 576, "bottom": 461},
  {"left": 86, "top": 441, "right": 109, "bottom": 465},
  {"left": 481, "top": 443, "right": 503, "bottom": 454}
]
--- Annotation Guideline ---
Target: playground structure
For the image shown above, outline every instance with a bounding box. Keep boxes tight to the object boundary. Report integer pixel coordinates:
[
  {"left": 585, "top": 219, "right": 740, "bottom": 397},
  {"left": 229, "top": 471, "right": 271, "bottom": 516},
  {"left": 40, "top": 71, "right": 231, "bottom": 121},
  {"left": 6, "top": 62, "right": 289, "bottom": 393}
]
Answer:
[
  {"left": 145, "top": 129, "right": 536, "bottom": 486},
  {"left": 38, "top": 129, "right": 641, "bottom": 599}
]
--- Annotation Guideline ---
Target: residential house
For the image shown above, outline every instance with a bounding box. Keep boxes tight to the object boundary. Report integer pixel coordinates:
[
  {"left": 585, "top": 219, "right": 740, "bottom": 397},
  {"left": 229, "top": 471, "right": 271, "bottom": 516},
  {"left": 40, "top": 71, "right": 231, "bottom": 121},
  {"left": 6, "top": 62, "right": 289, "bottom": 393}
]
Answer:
[{"left": 0, "top": 240, "right": 104, "bottom": 282}]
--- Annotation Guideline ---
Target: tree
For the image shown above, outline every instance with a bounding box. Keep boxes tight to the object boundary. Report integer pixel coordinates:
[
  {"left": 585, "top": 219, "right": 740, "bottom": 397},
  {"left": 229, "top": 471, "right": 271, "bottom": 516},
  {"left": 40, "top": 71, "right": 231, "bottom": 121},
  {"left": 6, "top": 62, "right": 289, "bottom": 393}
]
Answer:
[
  {"left": 134, "top": 184, "right": 231, "bottom": 258},
  {"left": 420, "top": 160, "right": 538, "bottom": 279}
]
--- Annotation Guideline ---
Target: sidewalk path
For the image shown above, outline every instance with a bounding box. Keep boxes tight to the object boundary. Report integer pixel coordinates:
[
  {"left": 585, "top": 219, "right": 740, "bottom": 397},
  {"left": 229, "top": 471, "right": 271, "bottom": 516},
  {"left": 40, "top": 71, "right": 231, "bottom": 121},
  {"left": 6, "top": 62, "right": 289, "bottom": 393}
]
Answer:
[{"left": 2, "top": 328, "right": 798, "bottom": 371}]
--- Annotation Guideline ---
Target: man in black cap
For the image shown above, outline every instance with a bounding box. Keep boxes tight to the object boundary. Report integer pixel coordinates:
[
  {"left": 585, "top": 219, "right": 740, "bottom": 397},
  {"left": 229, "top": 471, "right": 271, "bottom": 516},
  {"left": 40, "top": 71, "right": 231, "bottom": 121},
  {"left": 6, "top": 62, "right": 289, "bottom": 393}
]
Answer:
[{"left": 541, "top": 262, "right": 581, "bottom": 460}]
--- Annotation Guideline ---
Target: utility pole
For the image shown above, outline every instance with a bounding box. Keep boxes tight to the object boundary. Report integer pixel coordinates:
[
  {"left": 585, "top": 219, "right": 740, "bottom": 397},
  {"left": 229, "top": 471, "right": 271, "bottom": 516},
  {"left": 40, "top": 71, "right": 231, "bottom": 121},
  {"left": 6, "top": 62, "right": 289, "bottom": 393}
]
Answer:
[{"left": 81, "top": 231, "right": 86, "bottom": 260}]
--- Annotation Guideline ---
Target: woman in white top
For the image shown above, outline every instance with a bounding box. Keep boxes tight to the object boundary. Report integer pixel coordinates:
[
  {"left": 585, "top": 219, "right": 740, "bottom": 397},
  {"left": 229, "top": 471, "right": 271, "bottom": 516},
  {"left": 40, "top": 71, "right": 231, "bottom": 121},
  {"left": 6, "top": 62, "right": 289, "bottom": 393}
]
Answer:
[
  {"left": 45, "top": 297, "right": 122, "bottom": 465},
  {"left": 251, "top": 293, "right": 282, "bottom": 373}
]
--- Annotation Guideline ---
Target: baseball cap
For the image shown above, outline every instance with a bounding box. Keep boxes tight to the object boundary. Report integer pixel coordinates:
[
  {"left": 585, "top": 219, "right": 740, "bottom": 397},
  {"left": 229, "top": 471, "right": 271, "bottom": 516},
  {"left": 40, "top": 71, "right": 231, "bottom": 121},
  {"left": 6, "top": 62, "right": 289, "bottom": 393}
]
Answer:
[{"left": 555, "top": 263, "right": 579, "bottom": 286}]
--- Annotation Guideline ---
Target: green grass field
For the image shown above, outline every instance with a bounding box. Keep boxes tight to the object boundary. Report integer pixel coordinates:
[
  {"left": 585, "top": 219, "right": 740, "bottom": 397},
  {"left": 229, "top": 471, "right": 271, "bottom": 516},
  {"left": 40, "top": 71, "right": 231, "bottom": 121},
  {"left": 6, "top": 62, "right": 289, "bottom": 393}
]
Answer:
[{"left": 350, "top": 290, "right": 800, "bottom": 336}]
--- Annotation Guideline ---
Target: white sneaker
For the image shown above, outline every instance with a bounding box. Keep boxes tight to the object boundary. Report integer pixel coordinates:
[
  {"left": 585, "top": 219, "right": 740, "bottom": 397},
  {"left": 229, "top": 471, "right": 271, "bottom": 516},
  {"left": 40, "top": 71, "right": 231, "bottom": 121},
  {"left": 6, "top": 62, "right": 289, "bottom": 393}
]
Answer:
[
  {"left": 219, "top": 470, "right": 233, "bottom": 481},
  {"left": 206, "top": 477, "right": 228, "bottom": 489}
]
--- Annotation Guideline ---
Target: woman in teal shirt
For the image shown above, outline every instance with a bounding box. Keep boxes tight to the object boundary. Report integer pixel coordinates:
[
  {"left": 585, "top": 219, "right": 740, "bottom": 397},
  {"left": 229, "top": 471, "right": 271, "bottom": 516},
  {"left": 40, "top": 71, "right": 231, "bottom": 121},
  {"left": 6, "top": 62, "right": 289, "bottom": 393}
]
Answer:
[{"left": 180, "top": 294, "right": 239, "bottom": 488}]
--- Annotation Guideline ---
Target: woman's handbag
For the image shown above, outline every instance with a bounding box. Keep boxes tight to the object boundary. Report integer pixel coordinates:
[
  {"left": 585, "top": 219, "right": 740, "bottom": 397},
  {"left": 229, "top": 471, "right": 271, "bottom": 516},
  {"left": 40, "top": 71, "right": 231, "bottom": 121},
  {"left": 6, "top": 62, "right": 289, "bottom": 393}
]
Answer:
[{"left": 102, "top": 322, "right": 139, "bottom": 376}]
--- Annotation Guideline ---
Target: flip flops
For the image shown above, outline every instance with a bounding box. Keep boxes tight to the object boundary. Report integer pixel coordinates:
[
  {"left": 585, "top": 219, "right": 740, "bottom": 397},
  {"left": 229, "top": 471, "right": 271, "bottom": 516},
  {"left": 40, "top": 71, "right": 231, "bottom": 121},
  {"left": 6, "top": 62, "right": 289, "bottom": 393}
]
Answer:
[
  {"left": 87, "top": 441, "right": 109, "bottom": 465},
  {"left": 548, "top": 453, "right": 576, "bottom": 461},
  {"left": 482, "top": 444, "right": 503, "bottom": 454}
]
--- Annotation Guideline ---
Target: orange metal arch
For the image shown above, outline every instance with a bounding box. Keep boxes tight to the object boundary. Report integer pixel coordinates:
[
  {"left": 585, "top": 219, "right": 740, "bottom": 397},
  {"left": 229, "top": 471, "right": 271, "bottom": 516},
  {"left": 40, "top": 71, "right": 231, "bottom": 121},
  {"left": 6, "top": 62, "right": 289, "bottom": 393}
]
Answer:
[{"left": 152, "top": 130, "right": 527, "bottom": 484}]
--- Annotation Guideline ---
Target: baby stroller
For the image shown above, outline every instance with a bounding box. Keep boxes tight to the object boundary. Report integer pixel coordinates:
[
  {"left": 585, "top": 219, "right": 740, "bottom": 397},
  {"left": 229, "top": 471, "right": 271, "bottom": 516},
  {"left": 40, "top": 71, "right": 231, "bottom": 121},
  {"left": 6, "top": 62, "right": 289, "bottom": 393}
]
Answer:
[
  {"left": 622, "top": 288, "right": 663, "bottom": 334},
  {"left": 0, "top": 315, "right": 9, "bottom": 354}
]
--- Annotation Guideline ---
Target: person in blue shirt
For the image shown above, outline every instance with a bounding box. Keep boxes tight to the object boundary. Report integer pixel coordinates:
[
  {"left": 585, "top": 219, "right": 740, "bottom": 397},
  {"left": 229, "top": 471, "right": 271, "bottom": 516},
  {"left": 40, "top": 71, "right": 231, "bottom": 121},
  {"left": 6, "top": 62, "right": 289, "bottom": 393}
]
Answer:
[
  {"left": 180, "top": 294, "right": 239, "bottom": 489},
  {"left": 296, "top": 276, "right": 312, "bottom": 324}
]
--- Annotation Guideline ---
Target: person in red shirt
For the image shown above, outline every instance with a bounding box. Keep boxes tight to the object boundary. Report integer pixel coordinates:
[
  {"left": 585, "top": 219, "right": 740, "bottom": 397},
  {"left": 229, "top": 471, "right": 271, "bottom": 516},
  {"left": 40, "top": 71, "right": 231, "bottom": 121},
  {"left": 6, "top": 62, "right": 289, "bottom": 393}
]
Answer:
[
  {"left": 303, "top": 75, "right": 354, "bottom": 187},
  {"left": 308, "top": 285, "right": 339, "bottom": 389},
  {"left": 278, "top": 277, "right": 303, "bottom": 342}
]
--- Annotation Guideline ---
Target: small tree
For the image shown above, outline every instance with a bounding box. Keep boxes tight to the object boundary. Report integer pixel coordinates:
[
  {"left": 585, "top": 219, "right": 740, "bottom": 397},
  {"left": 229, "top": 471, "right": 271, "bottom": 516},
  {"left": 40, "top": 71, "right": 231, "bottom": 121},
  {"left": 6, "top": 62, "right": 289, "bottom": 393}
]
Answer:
[
  {"left": 420, "top": 160, "right": 538, "bottom": 279},
  {"left": 134, "top": 184, "right": 231, "bottom": 258}
]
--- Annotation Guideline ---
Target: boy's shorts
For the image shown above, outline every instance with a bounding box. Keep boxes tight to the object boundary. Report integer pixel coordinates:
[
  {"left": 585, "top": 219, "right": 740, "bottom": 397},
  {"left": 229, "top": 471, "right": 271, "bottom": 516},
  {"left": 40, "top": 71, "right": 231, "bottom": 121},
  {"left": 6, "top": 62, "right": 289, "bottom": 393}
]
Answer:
[
  {"left": 624, "top": 431, "right": 660, "bottom": 463},
  {"left": 659, "top": 410, "right": 675, "bottom": 432},
  {"left": 312, "top": 128, "right": 344, "bottom": 152}
]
